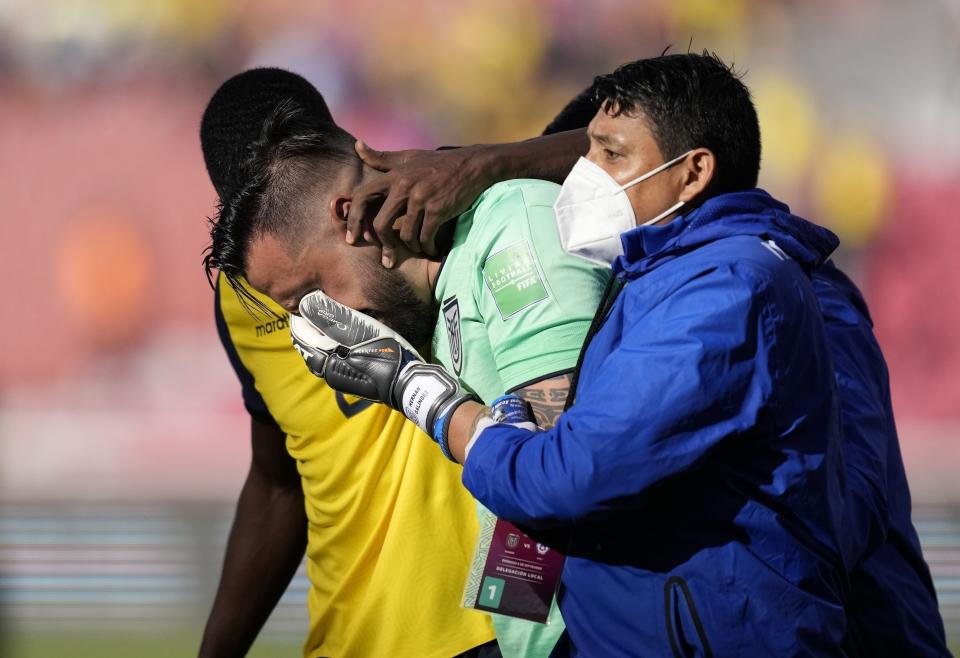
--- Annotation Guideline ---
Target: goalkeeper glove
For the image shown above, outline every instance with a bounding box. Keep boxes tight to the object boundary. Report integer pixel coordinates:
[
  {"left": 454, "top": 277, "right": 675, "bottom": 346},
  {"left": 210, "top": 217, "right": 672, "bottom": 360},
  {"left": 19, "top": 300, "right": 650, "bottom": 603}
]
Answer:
[{"left": 289, "top": 290, "right": 476, "bottom": 460}]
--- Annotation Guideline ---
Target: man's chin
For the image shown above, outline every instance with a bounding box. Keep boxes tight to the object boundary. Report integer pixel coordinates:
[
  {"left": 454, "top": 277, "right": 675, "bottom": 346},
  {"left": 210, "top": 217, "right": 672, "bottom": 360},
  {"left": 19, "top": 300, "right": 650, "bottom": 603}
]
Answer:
[
  {"left": 360, "top": 264, "right": 437, "bottom": 348},
  {"left": 384, "top": 314, "right": 434, "bottom": 349}
]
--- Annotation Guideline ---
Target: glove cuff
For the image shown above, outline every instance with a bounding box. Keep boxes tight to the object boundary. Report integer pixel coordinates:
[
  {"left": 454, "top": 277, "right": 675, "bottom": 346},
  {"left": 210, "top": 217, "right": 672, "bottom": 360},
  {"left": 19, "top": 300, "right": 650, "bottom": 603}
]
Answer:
[{"left": 394, "top": 362, "right": 462, "bottom": 435}]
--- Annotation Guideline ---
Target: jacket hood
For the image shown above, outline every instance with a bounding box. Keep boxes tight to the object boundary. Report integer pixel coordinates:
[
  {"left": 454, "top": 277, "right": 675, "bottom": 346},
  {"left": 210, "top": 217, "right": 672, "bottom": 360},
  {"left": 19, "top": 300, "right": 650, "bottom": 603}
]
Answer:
[{"left": 614, "top": 189, "right": 840, "bottom": 278}]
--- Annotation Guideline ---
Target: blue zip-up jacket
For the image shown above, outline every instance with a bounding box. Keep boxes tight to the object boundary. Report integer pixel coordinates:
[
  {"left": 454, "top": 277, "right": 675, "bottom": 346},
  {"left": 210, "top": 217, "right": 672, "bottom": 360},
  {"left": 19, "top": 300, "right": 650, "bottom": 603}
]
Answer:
[
  {"left": 813, "top": 263, "right": 947, "bottom": 656},
  {"left": 463, "top": 190, "right": 851, "bottom": 656}
]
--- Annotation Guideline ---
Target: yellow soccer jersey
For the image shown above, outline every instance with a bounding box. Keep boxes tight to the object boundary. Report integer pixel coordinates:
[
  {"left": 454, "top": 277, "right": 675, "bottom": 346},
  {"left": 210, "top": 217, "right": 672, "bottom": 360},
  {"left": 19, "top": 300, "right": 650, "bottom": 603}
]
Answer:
[{"left": 215, "top": 274, "right": 494, "bottom": 658}]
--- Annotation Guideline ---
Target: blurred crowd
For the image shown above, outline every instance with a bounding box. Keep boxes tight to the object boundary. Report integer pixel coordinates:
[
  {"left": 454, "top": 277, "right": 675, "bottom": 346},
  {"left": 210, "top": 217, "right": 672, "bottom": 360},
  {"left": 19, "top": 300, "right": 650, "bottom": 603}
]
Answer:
[
  {"left": 1, "top": 1, "right": 959, "bottom": 654},
  {"left": 1, "top": 0, "right": 958, "bottom": 497}
]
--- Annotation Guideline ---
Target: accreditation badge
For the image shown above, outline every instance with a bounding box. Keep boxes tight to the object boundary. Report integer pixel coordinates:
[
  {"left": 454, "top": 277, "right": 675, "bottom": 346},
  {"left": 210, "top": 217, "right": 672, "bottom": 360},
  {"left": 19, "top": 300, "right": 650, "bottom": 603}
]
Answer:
[{"left": 463, "top": 507, "right": 565, "bottom": 624}]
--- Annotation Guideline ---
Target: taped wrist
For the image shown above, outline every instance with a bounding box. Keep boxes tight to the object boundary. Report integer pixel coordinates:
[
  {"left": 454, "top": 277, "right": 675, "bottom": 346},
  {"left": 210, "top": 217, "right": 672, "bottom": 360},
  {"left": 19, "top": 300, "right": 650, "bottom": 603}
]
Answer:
[
  {"left": 463, "top": 396, "right": 538, "bottom": 462},
  {"left": 490, "top": 394, "right": 535, "bottom": 424}
]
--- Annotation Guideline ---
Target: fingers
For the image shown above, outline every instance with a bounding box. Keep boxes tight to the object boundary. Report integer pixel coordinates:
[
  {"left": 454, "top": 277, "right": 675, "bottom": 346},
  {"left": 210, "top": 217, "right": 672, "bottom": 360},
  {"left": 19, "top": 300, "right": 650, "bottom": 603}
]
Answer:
[
  {"left": 299, "top": 291, "right": 422, "bottom": 357},
  {"left": 347, "top": 143, "right": 457, "bottom": 265},
  {"left": 345, "top": 177, "right": 388, "bottom": 245},
  {"left": 293, "top": 340, "right": 329, "bottom": 378},
  {"left": 290, "top": 313, "right": 339, "bottom": 352},
  {"left": 397, "top": 209, "right": 424, "bottom": 256},
  {"left": 368, "top": 196, "right": 441, "bottom": 265},
  {"left": 420, "top": 204, "right": 442, "bottom": 258},
  {"left": 356, "top": 139, "right": 416, "bottom": 172},
  {"left": 355, "top": 140, "right": 390, "bottom": 171},
  {"left": 379, "top": 244, "right": 395, "bottom": 269},
  {"left": 391, "top": 186, "right": 434, "bottom": 261},
  {"left": 290, "top": 315, "right": 333, "bottom": 378},
  {"left": 368, "top": 192, "right": 408, "bottom": 267},
  {"left": 347, "top": 141, "right": 401, "bottom": 244}
]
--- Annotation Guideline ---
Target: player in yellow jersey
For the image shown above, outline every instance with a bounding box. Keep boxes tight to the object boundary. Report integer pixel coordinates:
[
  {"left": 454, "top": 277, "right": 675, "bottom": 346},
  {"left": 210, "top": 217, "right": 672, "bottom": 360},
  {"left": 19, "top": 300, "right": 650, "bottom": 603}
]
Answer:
[
  {"left": 201, "top": 68, "right": 609, "bottom": 658},
  {"left": 197, "top": 69, "right": 496, "bottom": 658}
]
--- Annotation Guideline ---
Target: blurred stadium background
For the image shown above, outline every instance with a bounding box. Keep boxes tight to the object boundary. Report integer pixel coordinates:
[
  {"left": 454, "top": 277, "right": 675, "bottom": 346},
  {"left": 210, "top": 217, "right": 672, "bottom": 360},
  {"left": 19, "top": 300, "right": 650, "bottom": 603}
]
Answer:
[{"left": 1, "top": 0, "right": 958, "bottom": 655}]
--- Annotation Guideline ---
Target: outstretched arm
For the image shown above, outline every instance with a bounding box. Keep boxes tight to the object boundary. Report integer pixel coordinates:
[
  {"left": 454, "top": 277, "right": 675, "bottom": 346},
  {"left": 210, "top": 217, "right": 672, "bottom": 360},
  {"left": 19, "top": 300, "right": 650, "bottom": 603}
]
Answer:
[
  {"left": 346, "top": 129, "right": 588, "bottom": 266},
  {"left": 444, "top": 374, "right": 572, "bottom": 464},
  {"left": 458, "top": 269, "right": 777, "bottom": 525}
]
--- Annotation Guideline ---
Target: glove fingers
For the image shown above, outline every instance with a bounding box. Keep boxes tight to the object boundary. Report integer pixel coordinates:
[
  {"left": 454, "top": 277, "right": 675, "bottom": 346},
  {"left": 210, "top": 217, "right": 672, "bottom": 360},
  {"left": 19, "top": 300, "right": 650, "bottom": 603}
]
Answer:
[
  {"left": 290, "top": 313, "right": 340, "bottom": 351},
  {"left": 298, "top": 289, "right": 422, "bottom": 359},
  {"left": 299, "top": 290, "right": 382, "bottom": 347}
]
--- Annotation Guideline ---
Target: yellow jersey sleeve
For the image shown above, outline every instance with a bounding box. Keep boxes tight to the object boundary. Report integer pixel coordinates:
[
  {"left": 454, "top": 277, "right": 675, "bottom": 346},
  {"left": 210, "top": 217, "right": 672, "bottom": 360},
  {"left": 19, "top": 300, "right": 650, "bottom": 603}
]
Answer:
[{"left": 216, "top": 275, "right": 494, "bottom": 658}]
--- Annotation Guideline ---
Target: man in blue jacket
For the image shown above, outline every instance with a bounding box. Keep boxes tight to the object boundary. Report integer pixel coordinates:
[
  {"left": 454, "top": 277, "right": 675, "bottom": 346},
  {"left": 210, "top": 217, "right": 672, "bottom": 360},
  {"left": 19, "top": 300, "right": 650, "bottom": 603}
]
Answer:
[
  {"left": 533, "top": 90, "right": 940, "bottom": 656},
  {"left": 291, "top": 53, "right": 948, "bottom": 655}
]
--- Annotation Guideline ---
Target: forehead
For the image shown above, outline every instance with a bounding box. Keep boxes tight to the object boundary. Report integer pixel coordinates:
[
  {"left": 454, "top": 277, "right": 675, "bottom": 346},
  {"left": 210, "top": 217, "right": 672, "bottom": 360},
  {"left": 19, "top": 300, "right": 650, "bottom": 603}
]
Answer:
[
  {"left": 244, "top": 232, "right": 314, "bottom": 301},
  {"left": 588, "top": 108, "right": 660, "bottom": 152}
]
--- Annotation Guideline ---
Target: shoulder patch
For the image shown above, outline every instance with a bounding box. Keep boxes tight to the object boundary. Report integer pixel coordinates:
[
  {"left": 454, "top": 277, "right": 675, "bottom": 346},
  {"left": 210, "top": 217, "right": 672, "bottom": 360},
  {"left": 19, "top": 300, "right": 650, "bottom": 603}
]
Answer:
[
  {"left": 442, "top": 295, "right": 463, "bottom": 375},
  {"left": 482, "top": 241, "right": 549, "bottom": 319}
]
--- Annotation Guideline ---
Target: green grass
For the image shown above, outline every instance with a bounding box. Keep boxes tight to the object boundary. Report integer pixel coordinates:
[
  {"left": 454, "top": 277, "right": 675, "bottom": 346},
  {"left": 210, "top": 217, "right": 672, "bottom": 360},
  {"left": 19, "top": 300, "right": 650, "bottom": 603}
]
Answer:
[
  {"left": 1, "top": 630, "right": 302, "bottom": 658},
  {"left": 5, "top": 629, "right": 958, "bottom": 657}
]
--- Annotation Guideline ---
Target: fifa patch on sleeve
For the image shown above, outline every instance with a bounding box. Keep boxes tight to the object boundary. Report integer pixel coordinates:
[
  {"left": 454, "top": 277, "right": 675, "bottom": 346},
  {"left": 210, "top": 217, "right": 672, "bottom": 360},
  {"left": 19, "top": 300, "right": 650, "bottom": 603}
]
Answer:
[{"left": 482, "top": 241, "right": 549, "bottom": 319}]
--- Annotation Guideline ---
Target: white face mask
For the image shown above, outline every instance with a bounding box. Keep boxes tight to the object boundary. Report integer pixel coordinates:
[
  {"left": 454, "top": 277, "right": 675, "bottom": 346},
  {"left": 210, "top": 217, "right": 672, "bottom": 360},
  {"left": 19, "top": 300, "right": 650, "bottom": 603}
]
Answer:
[{"left": 553, "top": 150, "right": 692, "bottom": 265}]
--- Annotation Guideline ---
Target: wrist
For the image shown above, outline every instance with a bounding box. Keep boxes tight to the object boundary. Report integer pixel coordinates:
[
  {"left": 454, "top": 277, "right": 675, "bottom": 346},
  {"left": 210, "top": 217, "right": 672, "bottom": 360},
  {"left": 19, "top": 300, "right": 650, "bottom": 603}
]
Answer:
[
  {"left": 446, "top": 400, "right": 490, "bottom": 463},
  {"left": 476, "top": 130, "right": 587, "bottom": 185},
  {"left": 467, "top": 142, "right": 509, "bottom": 189},
  {"left": 431, "top": 394, "right": 478, "bottom": 462}
]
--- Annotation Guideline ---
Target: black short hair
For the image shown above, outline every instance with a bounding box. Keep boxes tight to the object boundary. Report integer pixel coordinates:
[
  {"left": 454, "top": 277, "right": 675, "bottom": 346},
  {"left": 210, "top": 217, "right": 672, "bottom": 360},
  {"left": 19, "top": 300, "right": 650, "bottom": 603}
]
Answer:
[
  {"left": 201, "top": 67, "right": 334, "bottom": 200},
  {"left": 199, "top": 68, "right": 354, "bottom": 313},
  {"left": 542, "top": 86, "right": 598, "bottom": 135},
  {"left": 591, "top": 52, "right": 761, "bottom": 196}
]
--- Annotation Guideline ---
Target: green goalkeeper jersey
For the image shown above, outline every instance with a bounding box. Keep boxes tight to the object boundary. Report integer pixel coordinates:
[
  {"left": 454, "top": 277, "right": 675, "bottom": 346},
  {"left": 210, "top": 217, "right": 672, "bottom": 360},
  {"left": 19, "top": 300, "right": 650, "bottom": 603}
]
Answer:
[{"left": 431, "top": 179, "right": 610, "bottom": 658}]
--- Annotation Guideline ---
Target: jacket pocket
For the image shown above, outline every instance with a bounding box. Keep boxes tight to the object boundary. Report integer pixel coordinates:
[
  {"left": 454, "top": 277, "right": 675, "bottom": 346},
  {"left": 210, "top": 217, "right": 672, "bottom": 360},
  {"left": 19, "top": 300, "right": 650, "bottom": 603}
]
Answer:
[{"left": 664, "top": 576, "right": 714, "bottom": 658}]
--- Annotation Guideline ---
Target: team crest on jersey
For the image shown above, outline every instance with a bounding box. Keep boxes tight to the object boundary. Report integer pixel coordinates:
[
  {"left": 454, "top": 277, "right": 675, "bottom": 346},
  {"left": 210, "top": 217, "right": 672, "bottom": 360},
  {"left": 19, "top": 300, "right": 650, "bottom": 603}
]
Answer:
[{"left": 442, "top": 296, "right": 463, "bottom": 375}]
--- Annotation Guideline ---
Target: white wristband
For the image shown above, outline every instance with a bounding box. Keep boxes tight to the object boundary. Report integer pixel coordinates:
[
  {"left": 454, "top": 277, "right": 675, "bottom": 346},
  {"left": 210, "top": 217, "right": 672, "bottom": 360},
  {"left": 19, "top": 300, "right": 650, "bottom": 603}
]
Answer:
[{"left": 399, "top": 370, "right": 455, "bottom": 434}]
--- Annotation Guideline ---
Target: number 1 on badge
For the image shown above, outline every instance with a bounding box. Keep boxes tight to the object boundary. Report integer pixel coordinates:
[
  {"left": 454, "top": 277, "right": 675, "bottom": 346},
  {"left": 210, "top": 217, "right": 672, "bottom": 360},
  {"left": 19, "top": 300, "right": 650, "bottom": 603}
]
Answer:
[{"left": 480, "top": 576, "right": 505, "bottom": 609}]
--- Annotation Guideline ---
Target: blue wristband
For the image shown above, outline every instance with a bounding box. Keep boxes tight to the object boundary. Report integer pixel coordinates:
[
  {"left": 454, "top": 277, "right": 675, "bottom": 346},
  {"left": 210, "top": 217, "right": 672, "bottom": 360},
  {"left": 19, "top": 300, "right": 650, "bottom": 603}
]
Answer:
[
  {"left": 432, "top": 395, "right": 478, "bottom": 462},
  {"left": 490, "top": 394, "right": 535, "bottom": 425},
  {"left": 432, "top": 413, "right": 456, "bottom": 462}
]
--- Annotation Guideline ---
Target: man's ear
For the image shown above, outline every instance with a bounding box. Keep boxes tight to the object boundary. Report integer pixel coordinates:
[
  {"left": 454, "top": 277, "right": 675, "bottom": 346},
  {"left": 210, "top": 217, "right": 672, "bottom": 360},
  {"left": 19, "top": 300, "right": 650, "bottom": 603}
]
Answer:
[
  {"left": 329, "top": 195, "right": 351, "bottom": 233},
  {"left": 678, "top": 148, "right": 715, "bottom": 203}
]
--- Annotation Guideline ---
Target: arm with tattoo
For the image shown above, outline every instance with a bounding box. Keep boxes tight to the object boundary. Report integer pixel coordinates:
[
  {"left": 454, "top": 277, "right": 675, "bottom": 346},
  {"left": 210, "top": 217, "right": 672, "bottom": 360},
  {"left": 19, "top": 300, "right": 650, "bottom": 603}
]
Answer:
[
  {"left": 512, "top": 373, "right": 572, "bottom": 430},
  {"left": 446, "top": 374, "right": 572, "bottom": 462}
]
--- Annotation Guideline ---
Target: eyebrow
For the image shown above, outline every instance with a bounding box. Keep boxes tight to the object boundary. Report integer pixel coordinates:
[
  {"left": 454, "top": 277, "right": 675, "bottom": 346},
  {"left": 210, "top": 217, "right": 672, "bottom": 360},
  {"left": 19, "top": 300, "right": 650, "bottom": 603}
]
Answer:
[{"left": 587, "top": 130, "right": 624, "bottom": 148}]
